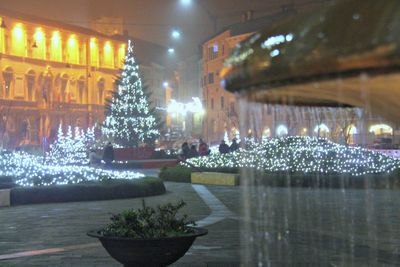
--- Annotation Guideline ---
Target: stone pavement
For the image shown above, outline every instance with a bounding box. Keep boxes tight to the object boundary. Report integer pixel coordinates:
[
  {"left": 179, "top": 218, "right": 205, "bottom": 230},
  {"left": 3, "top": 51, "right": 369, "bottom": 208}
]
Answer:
[
  {"left": 0, "top": 182, "right": 241, "bottom": 266},
  {"left": 2, "top": 181, "right": 400, "bottom": 266}
]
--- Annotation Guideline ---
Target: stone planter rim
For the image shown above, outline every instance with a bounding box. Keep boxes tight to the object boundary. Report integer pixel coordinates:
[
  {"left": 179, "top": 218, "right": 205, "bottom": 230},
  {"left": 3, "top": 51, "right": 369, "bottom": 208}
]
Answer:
[{"left": 87, "top": 226, "right": 208, "bottom": 241}]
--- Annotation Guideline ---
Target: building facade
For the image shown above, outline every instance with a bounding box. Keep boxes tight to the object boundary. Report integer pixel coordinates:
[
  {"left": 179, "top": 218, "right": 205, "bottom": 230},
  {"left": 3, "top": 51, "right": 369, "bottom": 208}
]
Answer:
[
  {"left": 202, "top": 12, "right": 296, "bottom": 144},
  {"left": 202, "top": 11, "right": 400, "bottom": 147},
  {"left": 0, "top": 9, "right": 127, "bottom": 148}
]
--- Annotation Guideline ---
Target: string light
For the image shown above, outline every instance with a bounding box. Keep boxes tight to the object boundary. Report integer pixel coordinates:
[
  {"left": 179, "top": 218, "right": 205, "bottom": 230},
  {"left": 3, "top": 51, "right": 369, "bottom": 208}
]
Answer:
[
  {"left": 182, "top": 136, "right": 400, "bottom": 176},
  {"left": 0, "top": 151, "right": 144, "bottom": 187}
]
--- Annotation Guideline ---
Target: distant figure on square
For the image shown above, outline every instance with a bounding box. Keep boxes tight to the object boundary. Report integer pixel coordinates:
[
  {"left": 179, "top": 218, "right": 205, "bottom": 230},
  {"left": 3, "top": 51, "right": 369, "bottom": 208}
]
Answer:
[
  {"left": 198, "top": 139, "right": 210, "bottom": 156},
  {"left": 103, "top": 142, "right": 115, "bottom": 167},
  {"left": 188, "top": 144, "right": 199, "bottom": 158},
  {"left": 230, "top": 138, "right": 239, "bottom": 152},
  {"left": 89, "top": 148, "right": 101, "bottom": 166},
  {"left": 181, "top": 142, "right": 190, "bottom": 159},
  {"left": 219, "top": 140, "right": 230, "bottom": 154}
]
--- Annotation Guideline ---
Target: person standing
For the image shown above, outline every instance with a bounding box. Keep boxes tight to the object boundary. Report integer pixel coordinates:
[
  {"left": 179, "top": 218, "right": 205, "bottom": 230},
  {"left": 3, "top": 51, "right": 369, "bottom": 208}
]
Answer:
[
  {"left": 181, "top": 142, "right": 190, "bottom": 159},
  {"left": 188, "top": 144, "right": 199, "bottom": 158},
  {"left": 89, "top": 149, "right": 101, "bottom": 166},
  {"left": 230, "top": 138, "right": 239, "bottom": 152},
  {"left": 103, "top": 142, "right": 115, "bottom": 167},
  {"left": 198, "top": 139, "right": 210, "bottom": 156},
  {"left": 219, "top": 140, "right": 230, "bottom": 154}
]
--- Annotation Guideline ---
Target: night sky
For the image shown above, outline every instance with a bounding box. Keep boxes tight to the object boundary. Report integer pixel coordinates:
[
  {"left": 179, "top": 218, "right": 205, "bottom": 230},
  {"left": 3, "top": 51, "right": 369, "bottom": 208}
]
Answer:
[{"left": 0, "top": 0, "right": 327, "bottom": 58}]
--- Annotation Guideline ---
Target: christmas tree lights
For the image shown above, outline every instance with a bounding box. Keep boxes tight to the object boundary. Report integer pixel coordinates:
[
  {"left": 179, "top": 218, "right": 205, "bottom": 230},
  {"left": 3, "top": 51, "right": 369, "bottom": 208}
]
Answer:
[
  {"left": 102, "top": 40, "right": 160, "bottom": 147},
  {"left": 183, "top": 136, "right": 400, "bottom": 176}
]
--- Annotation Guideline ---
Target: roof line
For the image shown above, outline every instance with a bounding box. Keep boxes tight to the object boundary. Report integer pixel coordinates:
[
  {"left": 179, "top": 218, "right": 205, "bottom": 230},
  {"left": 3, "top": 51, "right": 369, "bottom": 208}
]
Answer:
[
  {"left": 201, "top": 9, "right": 297, "bottom": 45},
  {"left": 0, "top": 7, "right": 120, "bottom": 41}
]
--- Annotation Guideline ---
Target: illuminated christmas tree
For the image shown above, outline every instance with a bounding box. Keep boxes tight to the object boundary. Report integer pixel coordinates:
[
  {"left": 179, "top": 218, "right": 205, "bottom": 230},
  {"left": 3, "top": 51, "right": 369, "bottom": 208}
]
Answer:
[
  {"left": 85, "top": 126, "right": 95, "bottom": 148},
  {"left": 46, "top": 125, "right": 89, "bottom": 165},
  {"left": 102, "top": 40, "right": 160, "bottom": 147}
]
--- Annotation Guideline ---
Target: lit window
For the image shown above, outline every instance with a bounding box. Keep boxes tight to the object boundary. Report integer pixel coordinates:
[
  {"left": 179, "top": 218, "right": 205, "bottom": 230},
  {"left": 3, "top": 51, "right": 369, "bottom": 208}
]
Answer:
[
  {"left": 314, "top": 124, "right": 330, "bottom": 134},
  {"left": 50, "top": 31, "right": 62, "bottom": 62},
  {"left": 213, "top": 44, "right": 218, "bottom": 53},
  {"left": 276, "top": 125, "right": 288, "bottom": 136},
  {"left": 369, "top": 124, "right": 393, "bottom": 135},
  {"left": 208, "top": 45, "right": 218, "bottom": 60},
  {"left": 118, "top": 44, "right": 126, "bottom": 68},
  {"left": 346, "top": 125, "right": 358, "bottom": 135},
  {"left": 32, "top": 28, "right": 46, "bottom": 59},
  {"left": 0, "top": 18, "right": 4, "bottom": 53},
  {"left": 90, "top": 38, "right": 99, "bottom": 67},
  {"left": 103, "top": 41, "right": 114, "bottom": 68},
  {"left": 67, "top": 35, "right": 79, "bottom": 64},
  {"left": 11, "top": 23, "right": 26, "bottom": 56},
  {"left": 263, "top": 128, "right": 271, "bottom": 138}
]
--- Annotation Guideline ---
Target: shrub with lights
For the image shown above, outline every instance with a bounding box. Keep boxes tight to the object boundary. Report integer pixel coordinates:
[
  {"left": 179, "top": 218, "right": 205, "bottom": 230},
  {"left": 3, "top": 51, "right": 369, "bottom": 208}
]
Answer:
[
  {"left": 183, "top": 136, "right": 400, "bottom": 176},
  {"left": 0, "top": 150, "right": 144, "bottom": 187},
  {"left": 46, "top": 125, "right": 89, "bottom": 165},
  {"left": 102, "top": 40, "right": 160, "bottom": 148}
]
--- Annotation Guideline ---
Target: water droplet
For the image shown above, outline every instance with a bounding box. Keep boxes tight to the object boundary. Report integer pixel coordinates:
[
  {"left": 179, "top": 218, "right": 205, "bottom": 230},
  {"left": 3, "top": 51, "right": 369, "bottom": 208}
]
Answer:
[
  {"left": 270, "top": 49, "right": 280, "bottom": 57},
  {"left": 285, "top": 33, "right": 294, "bottom": 42}
]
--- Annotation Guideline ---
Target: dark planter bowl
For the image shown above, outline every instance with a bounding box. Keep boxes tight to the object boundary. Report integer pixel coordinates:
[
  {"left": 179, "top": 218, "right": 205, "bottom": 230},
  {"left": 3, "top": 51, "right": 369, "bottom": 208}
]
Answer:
[{"left": 87, "top": 227, "right": 208, "bottom": 267}]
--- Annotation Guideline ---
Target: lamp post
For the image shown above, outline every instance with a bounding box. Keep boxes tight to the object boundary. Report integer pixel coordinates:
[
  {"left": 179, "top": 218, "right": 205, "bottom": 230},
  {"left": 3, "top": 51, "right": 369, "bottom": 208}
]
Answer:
[{"left": 179, "top": 0, "right": 218, "bottom": 33}]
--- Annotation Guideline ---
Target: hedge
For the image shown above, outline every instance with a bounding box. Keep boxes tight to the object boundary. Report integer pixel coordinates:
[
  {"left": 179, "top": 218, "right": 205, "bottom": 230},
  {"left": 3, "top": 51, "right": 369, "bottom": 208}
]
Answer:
[
  {"left": 159, "top": 166, "right": 239, "bottom": 183},
  {"left": 10, "top": 177, "right": 166, "bottom": 205},
  {"left": 159, "top": 165, "right": 192, "bottom": 183},
  {"left": 255, "top": 170, "right": 400, "bottom": 189},
  {"left": 0, "top": 176, "right": 15, "bottom": 189},
  {"left": 159, "top": 165, "right": 400, "bottom": 189}
]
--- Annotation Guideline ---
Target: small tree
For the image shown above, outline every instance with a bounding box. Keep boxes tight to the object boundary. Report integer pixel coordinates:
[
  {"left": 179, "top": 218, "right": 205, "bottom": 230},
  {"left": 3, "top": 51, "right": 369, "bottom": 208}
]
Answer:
[
  {"left": 102, "top": 40, "right": 160, "bottom": 148},
  {"left": 46, "top": 125, "right": 89, "bottom": 165}
]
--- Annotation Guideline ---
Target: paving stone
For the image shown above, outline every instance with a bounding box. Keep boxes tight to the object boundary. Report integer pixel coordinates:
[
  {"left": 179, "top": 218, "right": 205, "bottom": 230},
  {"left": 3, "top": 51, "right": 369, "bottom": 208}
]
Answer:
[{"left": 1, "top": 182, "right": 400, "bottom": 266}]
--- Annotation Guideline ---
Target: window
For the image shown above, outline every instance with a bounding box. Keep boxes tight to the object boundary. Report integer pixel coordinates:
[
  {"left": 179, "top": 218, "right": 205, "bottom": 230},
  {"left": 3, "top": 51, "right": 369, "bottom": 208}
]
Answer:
[
  {"left": 67, "top": 35, "right": 79, "bottom": 64},
  {"left": 98, "top": 78, "right": 105, "bottom": 104},
  {"left": 208, "top": 72, "right": 214, "bottom": 84},
  {"left": 211, "top": 98, "right": 214, "bottom": 110},
  {"left": 11, "top": 23, "right": 26, "bottom": 56},
  {"left": 50, "top": 31, "right": 62, "bottom": 62},
  {"left": 221, "top": 96, "right": 224, "bottom": 109},
  {"left": 90, "top": 38, "right": 99, "bottom": 67},
  {"left": 208, "top": 44, "right": 218, "bottom": 60},
  {"left": 26, "top": 70, "right": 35, "bottom": 101},
  {"left": 40, "top": 72, "right": 53, "bottom": 103},
  {"left": 32, "top": 28, "right": 46, "bottom": 59},
  {"left": 78, "top": 76, "right": 86, "bottom": 103},
  {"left": 118, "top": 44, "right": 126, "bottom": 68},
  {"left": 0, "top": 18, "right": 4, "bottom": 53},
  {"left": 3, "top": 67, "right": 13, "bottom": 98},
  {"left": 60, "top": 74, "right": 69, "bottom": 102},
  {"left": 203, "top": 75, "right": 207, "bottom": 86},
  {"left": 103, "top": 41, "right": 114, "bottom": 68}
]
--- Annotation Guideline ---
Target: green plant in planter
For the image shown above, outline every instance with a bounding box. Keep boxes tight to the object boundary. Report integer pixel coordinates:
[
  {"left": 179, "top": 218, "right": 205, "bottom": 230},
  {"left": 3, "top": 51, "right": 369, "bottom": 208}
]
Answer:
[{"left": 101, "top": 200, "right": 195, "bottom": 239}]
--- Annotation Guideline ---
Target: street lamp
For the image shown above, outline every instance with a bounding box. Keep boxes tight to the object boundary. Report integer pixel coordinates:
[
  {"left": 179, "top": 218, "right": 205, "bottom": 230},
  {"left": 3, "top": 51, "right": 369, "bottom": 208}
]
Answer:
[
  {"left": 168, "top": 48, "right": 175, "bottom": 54},
  {"left": 171, "top": 29, "right": 181, "bottom": 39},
  {"left": 180, "top": 0, "right": 192, "bottom": 6},
  {"left": 178, "top": 0, "right": 217, "bottom": 32}
]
